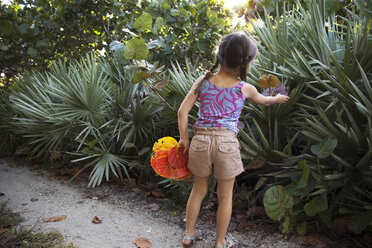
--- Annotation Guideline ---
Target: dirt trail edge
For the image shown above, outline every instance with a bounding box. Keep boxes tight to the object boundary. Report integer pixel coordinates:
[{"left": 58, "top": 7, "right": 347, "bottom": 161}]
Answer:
[{"left": 0, "top": 159, "right": 304, "bottom": 248}]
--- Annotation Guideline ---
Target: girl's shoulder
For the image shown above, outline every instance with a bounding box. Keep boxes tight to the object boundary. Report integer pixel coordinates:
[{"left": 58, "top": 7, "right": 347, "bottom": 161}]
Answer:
[{"left": 241, "top": 82, "right": 258, "bottom": 98}]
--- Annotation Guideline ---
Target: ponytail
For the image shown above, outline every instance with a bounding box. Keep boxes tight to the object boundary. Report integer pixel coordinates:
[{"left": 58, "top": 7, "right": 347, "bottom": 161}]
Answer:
[{"left": 194, "top": 60, "right": 219, "bottom": 95}]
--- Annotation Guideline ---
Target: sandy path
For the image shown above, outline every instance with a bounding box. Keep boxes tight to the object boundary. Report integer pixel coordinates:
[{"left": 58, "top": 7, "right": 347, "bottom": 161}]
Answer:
[
  {"left": 0, "top": 159, "right": 187, "bottom": 248},
  {"left": 0, "top": 158, "right": 305, "bottom": 248}
]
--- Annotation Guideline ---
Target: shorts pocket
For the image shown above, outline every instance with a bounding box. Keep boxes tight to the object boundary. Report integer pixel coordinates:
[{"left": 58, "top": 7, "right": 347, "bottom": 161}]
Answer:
[
  {"left": 218, "top": 143, "right": 238, "bottom": 153},
  {"left": 190, "top": 136, "right": 209, "bottom": 151}
]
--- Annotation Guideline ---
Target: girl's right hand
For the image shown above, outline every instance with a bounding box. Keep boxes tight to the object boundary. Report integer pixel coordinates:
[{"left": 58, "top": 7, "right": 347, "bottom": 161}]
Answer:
[
  {"left": 275, "top": 94, "right": 290, "bottom": 104},
  {"left": 178, "top": 138, "right": 189, "bottom": 153}
]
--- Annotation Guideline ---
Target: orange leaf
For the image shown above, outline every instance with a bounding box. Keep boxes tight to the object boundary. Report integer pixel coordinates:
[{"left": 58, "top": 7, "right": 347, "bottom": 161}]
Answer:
[
  {"left": 43, "top": 215, "right": 66, "bottom": 222},
  {"left": 92, "top": 216, "right": 102, "bottom": 224},
  {"left": 150, "top": 137, "right": 193, "bottom": 180},
  {"left": 168, "top": 146, "right": 188, "bottom": 169},
  {"left": 133, "top": 237, "right": 152, "bottom": 248}
]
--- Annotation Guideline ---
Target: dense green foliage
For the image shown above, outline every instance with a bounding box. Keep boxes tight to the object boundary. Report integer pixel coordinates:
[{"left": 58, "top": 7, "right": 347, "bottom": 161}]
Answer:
[
  {"left": 248, "top": 0, "right": 372, "bottom": 235},
  {"left": 0, "top": 0, "right": 229, "bottom": 84}
]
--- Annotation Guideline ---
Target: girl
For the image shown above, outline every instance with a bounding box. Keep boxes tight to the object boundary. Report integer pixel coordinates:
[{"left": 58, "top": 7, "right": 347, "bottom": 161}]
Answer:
[{"left": 178, "top": 32, "right": 289, "bottom": 248}]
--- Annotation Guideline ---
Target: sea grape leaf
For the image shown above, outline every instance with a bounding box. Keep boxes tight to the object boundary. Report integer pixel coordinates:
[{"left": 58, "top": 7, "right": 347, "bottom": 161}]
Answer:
[
  {"left": 109, "top": 41, "right": 125, "bottom": 52},
  {"left": 311, "top": 138, "right": 337, "bottom": 159},
  {"left": 131, "top": 71, "right": 152, "bottom": 84},
  {"left": 134, "top": 13, "right": 152, "bottom": 32},
  {"left": 304, "top": 196, "right": 328, "bottom": 217},
  {"left": 348, "top": 210, "right": 372, "bottom": 234},
  {"left": 124, "top": 38, "right": 149, "bottom": 60},
  {"left": 296, "top": 160, "right": 309, "bottom": 189},
  {"left": 263, "top": 185, "right": 293, "bottom": 222}
]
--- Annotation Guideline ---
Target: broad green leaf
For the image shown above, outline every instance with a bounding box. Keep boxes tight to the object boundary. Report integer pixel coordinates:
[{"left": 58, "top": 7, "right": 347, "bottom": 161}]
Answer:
[
  {"left": 18, "top": 23, "right": 29, "bottom": 34},
  {"left": 296, "top": 160, "right": 309, "bottom": 189},
  {"left": 152, "top": 17, "right": 164, "bottom": 33},
  {"left": 109, "top": 41, "right": 125, "bottom": 52},
  {"left": 170, "top": 9, "right": 179, "bottom": 17},
  {"left": 282, "top": 215, "right": 291, "bottom": 233},
  {"left": 311, "top": 138, "right": 337, "bottom": 159},
  {"left": 180, "top": 8, "right": 188, "bottom": 17},
  {"left": 319, "top": 210, "right": 332, "bottom": 229},
  {"left": 124, "top": 38, "right": 149, "bottom": 60},
  {"left": 146, "top": 40, "right": 162, "bottom": 49},
  {"left": 134, "top": 13, "right": 152, "bottom": 32},
  {"left": 131, "top": 71, "right": 152, "bottom": 84},
  {"left": 36, "top": 39, "right": 49, "bottom": 48},
  {"left": 325, "top": 0, "right": 341, "bottom": 15},
  {"left": 161, "top": 1, "right": 171, "bottom": 10},
  {"left": 263, "top": 186, "right": 293, "bottom": 222},
  {"left": 304, "top": 196, "right": 328, "bottom": 217},
  {"left": 27, "top": 47, "right": 37, "bottom": 56},
  {"left": 296, "top": 221, "right": 307, "bottom": 236},
  {"left": 0, "top": 43, "right": 10, "bottom": 51},
  {"left": 348, "top": 210, "right": 372, "bottom": 234},
  {"left": 0, "top": 20, "right": 14, "bottom": 35}
]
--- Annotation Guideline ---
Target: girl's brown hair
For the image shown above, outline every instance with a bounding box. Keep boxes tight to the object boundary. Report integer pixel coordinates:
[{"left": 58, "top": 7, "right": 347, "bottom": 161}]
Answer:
[{"left": 194, "top": 32, "right": 257, "bottom": 94}]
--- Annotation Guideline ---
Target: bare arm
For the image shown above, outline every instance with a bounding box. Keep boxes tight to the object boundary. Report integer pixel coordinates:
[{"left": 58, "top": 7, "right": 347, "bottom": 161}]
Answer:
[
  {"left": 177, "top": 76, "right": 204, "bottom": 151},
  {"left": 242, "top": 83, "right": 289, "bottom": 106}
]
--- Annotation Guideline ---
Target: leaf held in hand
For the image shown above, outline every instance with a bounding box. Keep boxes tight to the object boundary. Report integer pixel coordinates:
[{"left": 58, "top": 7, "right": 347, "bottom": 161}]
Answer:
[{"left": 168, "top": 146, "right": 189, "bottom": 169}]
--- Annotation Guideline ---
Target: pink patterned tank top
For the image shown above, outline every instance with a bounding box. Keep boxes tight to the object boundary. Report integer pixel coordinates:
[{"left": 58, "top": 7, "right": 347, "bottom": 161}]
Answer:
[{"left": 194, "top": 79, "right": 246, "bottom": 133}]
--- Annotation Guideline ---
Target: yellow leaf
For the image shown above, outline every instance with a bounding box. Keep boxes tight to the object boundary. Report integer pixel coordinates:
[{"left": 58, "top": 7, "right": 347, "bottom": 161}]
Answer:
[{"left": 259, "top": 74, "right": 280, "bottom": 88}]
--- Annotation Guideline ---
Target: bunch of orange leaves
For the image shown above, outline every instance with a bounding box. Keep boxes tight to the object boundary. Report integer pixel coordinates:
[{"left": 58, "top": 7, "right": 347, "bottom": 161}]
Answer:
[{"left": 150, "top": 137, "right": 192, "bottom": 180}]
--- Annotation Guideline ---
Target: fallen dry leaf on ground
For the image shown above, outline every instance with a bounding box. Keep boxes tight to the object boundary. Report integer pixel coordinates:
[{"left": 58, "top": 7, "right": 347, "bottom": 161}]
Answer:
[
  {"left": 123, "top": 178, "right": 136, "bottom": 187},
  {"left": 80, "top": 194, "right": 90, "bottom": 199},
  {"left": 9, "top": 212, "right": 20, "bottom": 217},
  {"left": 31, "top": 165, "right": 40, "bottom": 170},
  {"left": 147, "top": 203, "right": 160, "bottom": 211},
  {"left": 237, "top": 221, "right": 254, "bottom": 231},
  {"left": 235, "top": 213, "right": 245, "bottom": 219},
  {"left": 332, "top": 217, "right": 350, "bottom": 235},
  {"left": 133, "top": 237, "right": 152, "bottom": 248},
  {"left": 0, "top": 228, "right": 7, "bottom": 234},
  {"left": 140, "top": 184, "right": 155, "bottom": 191},
  {"left": 151, "top": 189, "right": 165, "bottom": 198},
  {"left": 92, "top": 216, "right": 102, "bottom": 224},
  {"left": 42, "top": 215, "right": 67, "bottom": 222},
  {"left": 30, "top": 198, "right": 38, "bottom": 202},
  {"left": 301, "top": 234, "right": 330, "bottom": 248}
]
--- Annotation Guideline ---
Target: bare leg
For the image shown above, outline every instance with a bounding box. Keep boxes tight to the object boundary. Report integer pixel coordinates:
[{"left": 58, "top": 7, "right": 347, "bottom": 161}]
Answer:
[
  {"left": 183, "top": 175, "right": 209, "bottom": 246},
  {"left": 216, "top": 177, "right": 235, "bottom": 247}
]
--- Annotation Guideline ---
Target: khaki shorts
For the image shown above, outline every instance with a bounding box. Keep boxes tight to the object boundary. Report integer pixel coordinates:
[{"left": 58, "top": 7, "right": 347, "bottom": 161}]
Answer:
[{"left": 188, "top": 127, "right": 244, "bottom": 180}]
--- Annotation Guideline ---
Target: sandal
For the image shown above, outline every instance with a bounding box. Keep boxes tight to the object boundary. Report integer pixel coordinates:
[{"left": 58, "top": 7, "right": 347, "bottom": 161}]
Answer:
[
  {"left": 215, "top": 233, "right": 238, "bottom": 248},
  {"left": 182, "top": 229, "right": 202, "bottom": 247}
]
